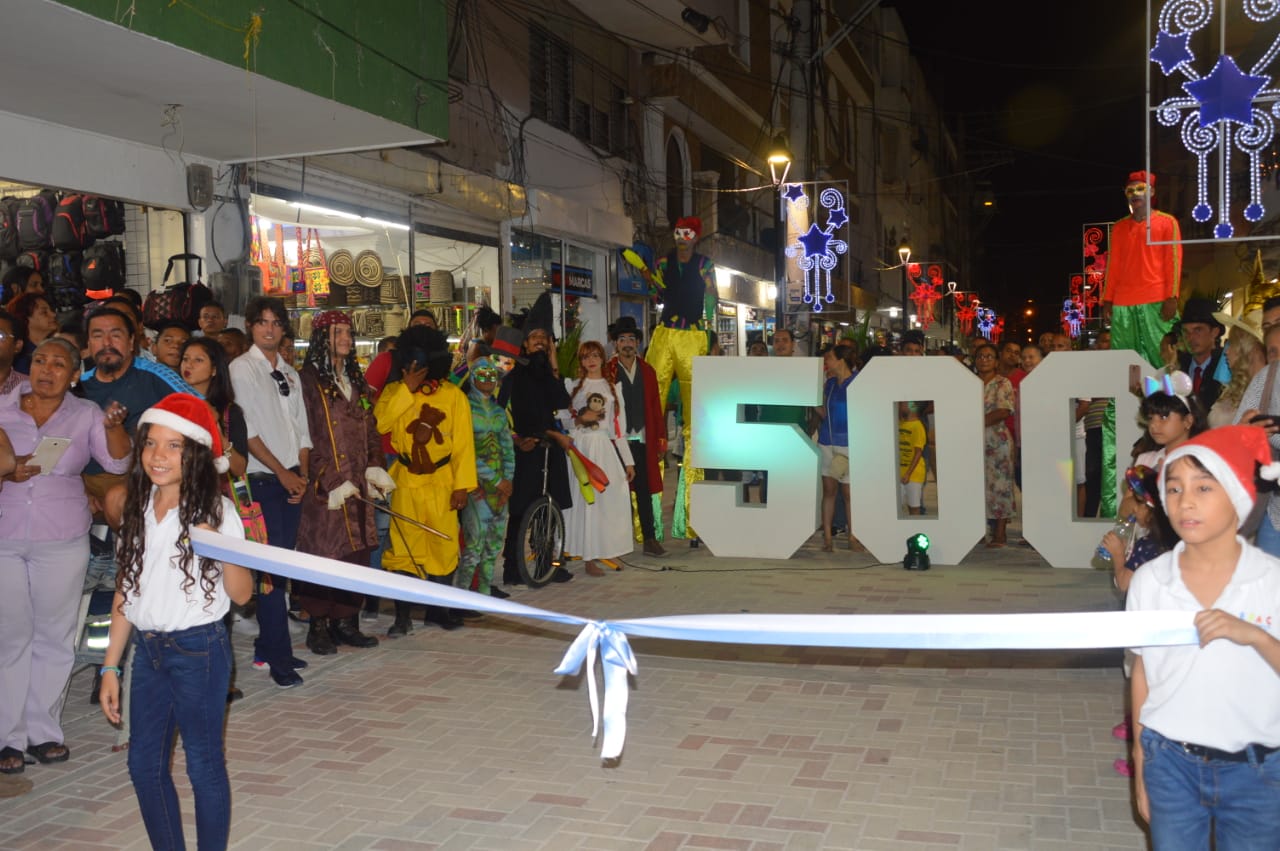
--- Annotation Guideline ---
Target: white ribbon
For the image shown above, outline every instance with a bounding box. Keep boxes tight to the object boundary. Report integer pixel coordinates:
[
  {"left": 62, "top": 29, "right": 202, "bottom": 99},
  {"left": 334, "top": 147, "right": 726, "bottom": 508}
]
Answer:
[
  {"left": 553, "top": 622, "right": 637, "bottom": 759},
  {"left": 193, "top": 530, "right": 1201, "bottom": 763}
]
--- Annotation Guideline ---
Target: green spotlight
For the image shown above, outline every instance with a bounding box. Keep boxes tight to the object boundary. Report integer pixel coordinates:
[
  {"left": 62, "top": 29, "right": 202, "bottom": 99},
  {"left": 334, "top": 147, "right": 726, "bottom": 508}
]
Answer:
[{"left": 903, "top": 533, "right": 930, "bottom": 571}]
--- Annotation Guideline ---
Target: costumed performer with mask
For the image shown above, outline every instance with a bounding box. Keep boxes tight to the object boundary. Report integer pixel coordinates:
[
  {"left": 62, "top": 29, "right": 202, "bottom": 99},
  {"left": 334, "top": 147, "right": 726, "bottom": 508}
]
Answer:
[
  {"left": 637, "top": 216, "right": 717, "bottom": 543},
  {"left": 456, "top": 356, "right": 515, "bottom": 599},
  {"left": 1101, "top": 171, "right": 1183, "bottom": 369},
  {"left": 374, "top": 325, "right": 476, "bottom": 637}
]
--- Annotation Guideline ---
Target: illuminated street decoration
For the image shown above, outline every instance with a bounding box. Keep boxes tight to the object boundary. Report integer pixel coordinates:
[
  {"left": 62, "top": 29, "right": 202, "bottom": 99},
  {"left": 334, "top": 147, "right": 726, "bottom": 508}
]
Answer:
[
  {"left": 976, "top": 306, "right": 997, "bottom": 340},
  {"left": 955, "top": 293, "right": 978, "bottom": 335},
  {"left": 1082, "top": 223, "right": 1108, "bottom": 316},
  {"left": 783, "top": 184, "right": 848, "bottom": 313},
  {"left": 1062, "top": 297, "right": 1085, "bottom": 338},
  {"left": 907, "top": 263, "right": 945, "bottom": 329},
  {"left": 1149, "top": 1, "right": 1277, "bottom": 238}
]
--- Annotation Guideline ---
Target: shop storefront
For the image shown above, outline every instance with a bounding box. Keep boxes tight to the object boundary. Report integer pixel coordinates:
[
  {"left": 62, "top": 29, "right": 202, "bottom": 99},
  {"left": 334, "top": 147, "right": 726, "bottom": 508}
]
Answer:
[{"left": 713, "top": 266, "right": 774, "bottom": 355}]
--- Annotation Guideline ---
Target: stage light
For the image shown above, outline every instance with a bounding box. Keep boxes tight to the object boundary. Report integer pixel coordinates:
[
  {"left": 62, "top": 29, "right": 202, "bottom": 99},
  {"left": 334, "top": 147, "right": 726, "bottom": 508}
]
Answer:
[{"left": 903, "top": 532, "right": 931, "bottom": 571}]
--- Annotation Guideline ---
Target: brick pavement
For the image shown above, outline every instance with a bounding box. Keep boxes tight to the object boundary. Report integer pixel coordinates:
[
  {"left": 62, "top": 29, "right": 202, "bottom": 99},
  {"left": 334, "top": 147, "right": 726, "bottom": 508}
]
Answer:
[{"left": 0, "top": 524, "right": 1149, "bottom": 850}]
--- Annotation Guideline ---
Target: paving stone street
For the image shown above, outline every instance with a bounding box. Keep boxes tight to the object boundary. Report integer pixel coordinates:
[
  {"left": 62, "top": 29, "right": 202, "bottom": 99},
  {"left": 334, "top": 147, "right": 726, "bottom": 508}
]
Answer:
[{"left": 0, "top": 520, "right": 1150, "bottom": 850}]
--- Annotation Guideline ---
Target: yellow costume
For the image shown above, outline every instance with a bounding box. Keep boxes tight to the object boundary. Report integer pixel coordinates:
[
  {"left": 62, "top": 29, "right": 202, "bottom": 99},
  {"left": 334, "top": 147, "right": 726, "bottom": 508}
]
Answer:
[{"left": 374, "top": 380, "right": 476, "bottom": 578}]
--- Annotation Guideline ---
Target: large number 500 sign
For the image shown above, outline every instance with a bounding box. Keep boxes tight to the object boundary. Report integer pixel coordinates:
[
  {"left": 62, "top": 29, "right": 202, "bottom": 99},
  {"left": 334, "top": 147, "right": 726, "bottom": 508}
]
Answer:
[{"left": 689, "top": 351, "right": 1146, "bottom": 568}]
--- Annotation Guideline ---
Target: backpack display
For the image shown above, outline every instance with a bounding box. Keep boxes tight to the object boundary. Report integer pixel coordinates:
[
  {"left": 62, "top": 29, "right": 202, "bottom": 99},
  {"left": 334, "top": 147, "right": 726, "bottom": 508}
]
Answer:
[
  {"left": 47, "top": 251, "right": 82, "bottom": 289},
  {"left": 16, "top": 189, "right": 59, "bottom": 250},
  {"left": 52, "top": 194, "right": 90, "bottom": 251},
  {"left": 83, "top": 195, "right": 125, "bottom": 239},
  {"left": 81, "top": 241, "right": 126, "bottom": 294},
  {"left": 0, "top": 197, "right": 20, "bottom": 260},
  {"left": 142, "top": 253, "right": 212, "bottom": 331},
  {"left": 16, "top": 250, "right": 50, "bottom": 277}
]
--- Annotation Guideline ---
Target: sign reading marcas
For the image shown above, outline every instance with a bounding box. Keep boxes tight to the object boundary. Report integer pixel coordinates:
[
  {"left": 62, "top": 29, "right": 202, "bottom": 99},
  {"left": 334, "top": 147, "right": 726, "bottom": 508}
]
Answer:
[{"left": 550, "top": 262, "right": 594, "bottom": 296}]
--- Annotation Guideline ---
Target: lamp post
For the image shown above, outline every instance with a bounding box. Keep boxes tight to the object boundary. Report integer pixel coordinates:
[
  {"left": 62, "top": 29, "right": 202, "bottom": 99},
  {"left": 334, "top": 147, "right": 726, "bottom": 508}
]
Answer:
[
  {"left": 897, "top": 238, "right": 911, "bottom": 337},
  {"left": 768, "top": 134, "right": 793, "bottom": 341}
]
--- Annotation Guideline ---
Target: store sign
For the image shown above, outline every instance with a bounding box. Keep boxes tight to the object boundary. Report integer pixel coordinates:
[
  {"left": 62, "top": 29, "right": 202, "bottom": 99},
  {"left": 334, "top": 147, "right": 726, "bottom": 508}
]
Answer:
[
  {"left": 550, "top": 262, "right": 594, "bottom": 297},
  {"left": 689, "top": 351, "right": 1142, "bottom": 567},
  {"left": 617, "top": 247, "right": 649, "bottom": 295}
]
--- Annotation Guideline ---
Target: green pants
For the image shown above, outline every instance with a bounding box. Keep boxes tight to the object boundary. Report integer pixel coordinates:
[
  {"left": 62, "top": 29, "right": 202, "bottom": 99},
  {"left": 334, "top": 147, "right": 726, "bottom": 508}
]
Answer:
[{"left": 1110, "top": 302, "right": 1176, "bottom": 369}]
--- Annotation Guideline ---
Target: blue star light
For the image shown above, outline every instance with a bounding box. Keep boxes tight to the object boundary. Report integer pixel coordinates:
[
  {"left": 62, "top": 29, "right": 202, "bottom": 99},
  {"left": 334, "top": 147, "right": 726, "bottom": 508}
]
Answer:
[
  {"left": 826, "top": 206, "right": 848, "bottom": 229},
  {"left": 782, "top": 183, "right": 807, "bottom": 203},
  {"left": 1149, "top": 30, "right": 1193, "bottom": 76},
  {"left": 1184, "top": 55, "right": 1270, "bottom": 126},
  {"left": 797, "top": 224, "right": 832, "bottom": 259}
]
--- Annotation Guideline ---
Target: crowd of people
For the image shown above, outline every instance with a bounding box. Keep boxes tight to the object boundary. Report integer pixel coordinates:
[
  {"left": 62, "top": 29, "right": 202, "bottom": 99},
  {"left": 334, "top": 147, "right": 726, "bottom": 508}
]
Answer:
[{"left": 1, "top": 255, "right": 1279, "bottom": 844}]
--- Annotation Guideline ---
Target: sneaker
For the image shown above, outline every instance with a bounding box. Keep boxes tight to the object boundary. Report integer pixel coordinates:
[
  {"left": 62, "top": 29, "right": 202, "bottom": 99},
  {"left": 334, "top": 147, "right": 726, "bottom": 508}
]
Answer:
[
  {"left": 252, "top": 656, "right": 268, "bottom": 671},
  {"left": 1112, "top": 716, "right": 1132, "bottom": 741},
  {"left": 270, "top": 668, "right": 304, "bottom": 689},
  {"left": 254, "top": 655, "right": 308, "bottom": 671},
  {"left": 1113, "top": 757, "right": 1133, "bottom": 778}
]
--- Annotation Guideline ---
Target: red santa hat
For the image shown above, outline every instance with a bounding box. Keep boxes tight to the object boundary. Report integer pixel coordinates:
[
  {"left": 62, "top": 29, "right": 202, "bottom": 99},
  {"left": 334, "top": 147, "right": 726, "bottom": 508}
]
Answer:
[
  {"left": 674, "top": 216, "right": 702, "bottom": 238},
  {"left": 138, "top": 393, "right": 229, "bottom": 473},
  {"left": 1127, "top": 171, "right": 1155, "bottom": 186},
  {"left": 1160, "top": 425, "right": 1280, "bottom": 527}
]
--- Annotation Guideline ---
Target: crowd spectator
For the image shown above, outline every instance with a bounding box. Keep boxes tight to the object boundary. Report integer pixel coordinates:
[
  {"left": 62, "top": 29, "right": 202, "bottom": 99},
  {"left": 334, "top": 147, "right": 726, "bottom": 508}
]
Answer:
[
  {"left": 178, "top": 337, "right": 247, "bottom": 477},
  {"left": 974, "top": 342, "right": 1016, "bottom": 547},
  {"left": 816, "top": 344, "right": 859, "bottom": 551},
  {"left": 216, "top": 328, "right": 249, "bottom": 360},
  {"left": 1177, "top": 297, "right": 1227, "bottom": 410},
  {"left": 1209, "top": 317, "right": 1264, "bottom": 428},
  {"left": 228, "top": 296, "right": 310, "bottom": 689},
  {"left": 197, "top": 301, "right": 228, "bottom": 337},
  {"left": 0, "top": 338, "right": 129, "bottom": 775},
  {"left": 10, "top": 292, "right": 57, "bottom": 375},
  {"left": 151, "top": 320, "right": 190, "bottom": 371},
  {"left": 0, "top": 309, "right": 26, "bottom": 397},
  {"left": 608, "top": 317, "right": 666, "bottom": 556}
]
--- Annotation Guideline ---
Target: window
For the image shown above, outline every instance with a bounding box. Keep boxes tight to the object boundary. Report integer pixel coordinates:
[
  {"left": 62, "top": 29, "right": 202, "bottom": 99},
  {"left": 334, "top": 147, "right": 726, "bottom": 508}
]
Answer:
[{"left": 530, "top": 26, "right": 571, "bottom": 132}]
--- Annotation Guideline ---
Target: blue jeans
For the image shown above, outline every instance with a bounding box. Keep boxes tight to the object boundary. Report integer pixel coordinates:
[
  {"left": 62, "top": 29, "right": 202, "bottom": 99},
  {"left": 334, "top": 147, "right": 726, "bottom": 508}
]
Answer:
[
  {"left": 1140, "top": 727, "right": 1280, "bottom": 850},
  {"left": 251, "top": 473, "right": 301, "bottom": 672},
  {"left": 1255, "top": 512, "right": 1280, "bottom": 559},
  {"left": 127, "top": 621, "right": 232, "bottom": 851}
]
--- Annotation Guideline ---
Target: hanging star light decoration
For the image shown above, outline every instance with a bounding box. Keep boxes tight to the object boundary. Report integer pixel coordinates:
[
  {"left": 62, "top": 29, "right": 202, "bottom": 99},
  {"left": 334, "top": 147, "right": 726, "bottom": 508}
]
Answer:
[
  {"left": 1150, "top": 1, "right": 1279, "bottom": 239},
  {"left": 783, "top": 185, "right": 849, "bottom": 312}
]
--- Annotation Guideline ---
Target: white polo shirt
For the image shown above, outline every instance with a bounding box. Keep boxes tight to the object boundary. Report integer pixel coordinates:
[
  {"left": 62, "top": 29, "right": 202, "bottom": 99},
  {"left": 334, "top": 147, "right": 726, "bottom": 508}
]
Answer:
[
  {"left": 229, "top": 345, "right": 311, "bottom": 476},
  {"left": 1128, "top": 539, "right": 1280, "bottom": 751},
  {"left": 122, "top": 494, "right": 246, "bottom": 632}
]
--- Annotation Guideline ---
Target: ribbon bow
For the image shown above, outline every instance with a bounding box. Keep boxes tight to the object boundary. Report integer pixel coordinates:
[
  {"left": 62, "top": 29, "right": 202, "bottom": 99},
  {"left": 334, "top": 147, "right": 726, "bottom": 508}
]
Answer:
[
  {"left": 555, "top": 622, "right": 638, "bottom": 761},
  {"left": 1142, "top": 370, "right": 1193, "bottom": 405}
]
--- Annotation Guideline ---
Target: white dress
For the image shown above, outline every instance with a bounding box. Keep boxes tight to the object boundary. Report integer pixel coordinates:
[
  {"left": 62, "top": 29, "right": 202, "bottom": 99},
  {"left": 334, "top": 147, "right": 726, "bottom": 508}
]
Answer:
[{"left": 561, "top": 377, "right": 633, "bottom": 561}]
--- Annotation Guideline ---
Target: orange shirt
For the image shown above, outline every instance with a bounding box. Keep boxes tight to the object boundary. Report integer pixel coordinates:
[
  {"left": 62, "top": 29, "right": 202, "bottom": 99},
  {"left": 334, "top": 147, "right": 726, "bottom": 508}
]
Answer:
[{"left": 1101, "top": 211, "right": 1182, "bottom": 306}]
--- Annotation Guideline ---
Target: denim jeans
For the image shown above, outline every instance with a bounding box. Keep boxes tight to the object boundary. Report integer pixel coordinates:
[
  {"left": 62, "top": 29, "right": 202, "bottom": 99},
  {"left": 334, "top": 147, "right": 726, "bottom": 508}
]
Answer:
[
  {"left": 250, "top": 473, "right": 301, "bottom": 672},
  {"left": 1140, "top": 727, "right": 1280, "bottom": 850},
  {"left": 1255, "top": 511, "right": 1280, "bottom": 560},
  {"left": 127, "top": 621, "right": 232, "bottom": 851}
]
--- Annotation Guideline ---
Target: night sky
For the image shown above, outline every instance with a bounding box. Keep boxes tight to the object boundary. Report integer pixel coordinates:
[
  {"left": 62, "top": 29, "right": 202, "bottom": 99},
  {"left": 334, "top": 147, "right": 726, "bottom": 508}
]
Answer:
[{"left": 897, "top": 1, "right": 1148, "bottom": 329}]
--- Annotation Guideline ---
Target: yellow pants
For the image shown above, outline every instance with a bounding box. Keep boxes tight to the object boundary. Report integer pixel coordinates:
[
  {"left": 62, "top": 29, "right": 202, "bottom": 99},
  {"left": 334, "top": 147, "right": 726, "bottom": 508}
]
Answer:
[
  {"left": 647, "top": 325, "right": 707, "bottom": 539},
  {"left": 382, "top": 461, "right": 461, "bottom": 579}
]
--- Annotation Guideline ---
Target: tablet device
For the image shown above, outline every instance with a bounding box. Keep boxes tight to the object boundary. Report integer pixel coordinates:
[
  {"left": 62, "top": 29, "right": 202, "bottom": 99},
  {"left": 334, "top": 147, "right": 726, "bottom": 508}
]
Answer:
[{"left": 28, "top": 436, "right": 71, "bottom": 474}]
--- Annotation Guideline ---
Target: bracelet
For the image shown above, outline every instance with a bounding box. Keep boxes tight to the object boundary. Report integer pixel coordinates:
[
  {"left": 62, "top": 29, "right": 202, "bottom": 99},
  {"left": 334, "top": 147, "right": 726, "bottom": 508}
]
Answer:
[{"left": 100, "top": 666, "right": 122, "bottom": 677}]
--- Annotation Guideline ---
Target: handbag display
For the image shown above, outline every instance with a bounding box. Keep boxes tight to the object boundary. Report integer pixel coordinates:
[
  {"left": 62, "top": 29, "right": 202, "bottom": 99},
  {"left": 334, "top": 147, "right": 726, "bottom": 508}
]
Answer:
[
  {"left": 228, "top": 474, "right": 268, "bottom": 544},
  {"left": 141, "top": 253, "right": 213, "bottom": 331}
]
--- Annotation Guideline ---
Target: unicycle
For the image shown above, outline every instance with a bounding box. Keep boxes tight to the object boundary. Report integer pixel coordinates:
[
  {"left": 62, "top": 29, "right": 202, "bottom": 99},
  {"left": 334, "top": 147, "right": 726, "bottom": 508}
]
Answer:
[{"left": 517, "top": 443, "right": 565, "bottom": 588}]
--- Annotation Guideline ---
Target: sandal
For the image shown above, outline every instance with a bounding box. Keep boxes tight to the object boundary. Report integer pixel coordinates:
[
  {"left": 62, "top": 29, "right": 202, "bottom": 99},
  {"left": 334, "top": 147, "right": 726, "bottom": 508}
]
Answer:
[
  {"left": 26, "top": 742, "right": 69, "bottom": 764},
  {"left": 0, "top": 747, "right": 24, "bottom": 775}
]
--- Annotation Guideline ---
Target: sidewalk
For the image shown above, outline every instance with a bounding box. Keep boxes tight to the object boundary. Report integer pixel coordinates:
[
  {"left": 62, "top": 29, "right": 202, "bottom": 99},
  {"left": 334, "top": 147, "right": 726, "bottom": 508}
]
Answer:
[{"left": 0, "top": 527, "right": 1147, "bottom": 850}]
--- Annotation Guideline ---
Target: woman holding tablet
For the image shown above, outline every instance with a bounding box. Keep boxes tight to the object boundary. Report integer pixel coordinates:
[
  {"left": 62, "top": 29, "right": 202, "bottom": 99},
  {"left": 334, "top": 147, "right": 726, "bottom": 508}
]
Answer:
[{"left": 0, "top": 337, "right": 130, "bottom": 774}]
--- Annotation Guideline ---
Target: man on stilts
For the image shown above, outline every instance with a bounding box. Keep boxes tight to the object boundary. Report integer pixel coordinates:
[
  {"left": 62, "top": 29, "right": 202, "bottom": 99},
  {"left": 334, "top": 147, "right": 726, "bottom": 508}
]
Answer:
[{"left": 639, "top": 217, "right": 717, "bottom": 544}]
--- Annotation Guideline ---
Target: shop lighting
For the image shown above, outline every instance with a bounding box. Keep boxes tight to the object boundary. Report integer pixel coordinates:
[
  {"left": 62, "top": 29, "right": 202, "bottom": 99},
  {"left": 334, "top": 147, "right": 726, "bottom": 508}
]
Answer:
[
  {"left": 767, "top": 284, "right": 778, "bottom": 301},
  {"left": 288, "top": 201, "right": 409, "bottom": 230}
]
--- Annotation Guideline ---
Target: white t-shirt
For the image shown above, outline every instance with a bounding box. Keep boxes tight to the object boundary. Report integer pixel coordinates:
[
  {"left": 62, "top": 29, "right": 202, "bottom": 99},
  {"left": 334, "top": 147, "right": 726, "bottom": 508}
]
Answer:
[
  {"left": 1127, "top": 539, "right": 1280, "bottom": 751},
  {"left": 122, "top": 493, "right": 246, "bottom": 632}
]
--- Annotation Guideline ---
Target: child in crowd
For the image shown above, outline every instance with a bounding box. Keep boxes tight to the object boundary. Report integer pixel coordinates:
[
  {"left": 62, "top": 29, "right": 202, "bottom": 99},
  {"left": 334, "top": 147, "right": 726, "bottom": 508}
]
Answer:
[
  {"left": 456, "top": 357, "right": 515, "bottom": 598},
  {"left": 1099, "top": 465, "right": 1175, "bottom": 776},
  {"left": 1135, "top": 370, "right": 1205, "bottom": 470},
  {"left": 99, "top": 394, "right": 251, "bottom": 850},
  {"left": 897, "top": 401, "right": 927, "bottom": 516},
  {"left": 1128, "top": 426, "right": 1280, "bottom": 847}
]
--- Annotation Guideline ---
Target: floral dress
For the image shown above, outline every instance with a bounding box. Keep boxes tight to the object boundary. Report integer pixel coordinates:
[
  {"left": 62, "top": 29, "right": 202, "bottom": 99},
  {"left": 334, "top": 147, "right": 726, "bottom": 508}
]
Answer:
[{"left": 983, "top": 375, "right": 1016, "bottom": 520}]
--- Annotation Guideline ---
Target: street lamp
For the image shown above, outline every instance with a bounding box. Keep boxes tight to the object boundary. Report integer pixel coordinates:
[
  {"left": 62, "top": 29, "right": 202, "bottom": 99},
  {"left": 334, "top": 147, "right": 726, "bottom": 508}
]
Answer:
[
  {"left": 897, "top": 238, "right": 911, "bottom": 336},
  {"left": 769, "top": 134, "right": 793, "bottom": 342}
]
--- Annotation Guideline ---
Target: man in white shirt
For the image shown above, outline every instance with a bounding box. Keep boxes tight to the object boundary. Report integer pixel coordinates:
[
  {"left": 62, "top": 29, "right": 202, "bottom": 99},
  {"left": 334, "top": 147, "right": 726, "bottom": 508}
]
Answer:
[{"left": 229, "top": 296, "right": 312, "bottom": 689}]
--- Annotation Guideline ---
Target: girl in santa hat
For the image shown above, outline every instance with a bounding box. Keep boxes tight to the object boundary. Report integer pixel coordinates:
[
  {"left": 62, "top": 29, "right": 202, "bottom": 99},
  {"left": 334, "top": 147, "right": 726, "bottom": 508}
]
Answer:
[{"left": 98, "top": 393, "right": 252, "bottom": 850}]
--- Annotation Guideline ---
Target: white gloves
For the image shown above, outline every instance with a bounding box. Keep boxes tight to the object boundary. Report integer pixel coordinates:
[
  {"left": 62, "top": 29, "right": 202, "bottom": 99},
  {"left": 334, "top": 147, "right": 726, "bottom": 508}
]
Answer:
[
  {"left": 365, "top": 466, "right": 397, "bottom": 500},
  {"left": 328, "top": 480, "right": 360, "bottom": 510}
]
